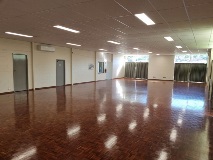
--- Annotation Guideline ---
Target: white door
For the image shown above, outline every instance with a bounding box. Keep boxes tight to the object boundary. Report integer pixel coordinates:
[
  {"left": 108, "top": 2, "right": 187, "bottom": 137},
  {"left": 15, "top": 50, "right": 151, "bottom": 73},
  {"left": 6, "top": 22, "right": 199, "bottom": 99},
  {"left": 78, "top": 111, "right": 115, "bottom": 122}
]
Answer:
[{"left": 106, "top": 62, "right": 112, "bottom": 80}]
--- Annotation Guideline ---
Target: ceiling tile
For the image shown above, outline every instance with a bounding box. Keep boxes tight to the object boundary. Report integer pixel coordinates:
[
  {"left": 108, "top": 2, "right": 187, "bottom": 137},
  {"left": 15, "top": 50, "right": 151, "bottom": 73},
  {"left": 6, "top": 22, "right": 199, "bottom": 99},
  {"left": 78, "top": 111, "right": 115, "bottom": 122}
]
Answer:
[
  {"left": 70, "top": 0, "right": 130, "bottom": 19},
  {"left": 149, "top": 0, "right": 184, "bottom": 10},
  {"left": 0, "top": 1, "right": 29, "bottom": 20},
  {"left": 114, "top": 0, "right": 155, "bottom": 14},
  {"left": 169, "top": 21, "right": 191, "bottom": 30},
  {"left": 159, "top": 8, "right": 188, "bottom": 23},
  {"left": 0, "top": 0, "right": 210, "bottom": 54},
  {"left": 184, "top": 0, "right": 213, "bottom": 6},
  {"left": 187, "top": 3, "right": 213, "bottom": 20},
  {"left": 191, "top": 18, "right": 213, "bottom": 29}
]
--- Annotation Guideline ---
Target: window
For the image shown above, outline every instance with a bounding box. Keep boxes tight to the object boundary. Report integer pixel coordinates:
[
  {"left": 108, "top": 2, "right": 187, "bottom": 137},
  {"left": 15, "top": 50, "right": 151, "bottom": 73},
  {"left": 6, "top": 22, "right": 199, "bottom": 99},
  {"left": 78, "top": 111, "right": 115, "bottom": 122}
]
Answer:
[
  {"left": 174, "top": 54, "right": 208, "bottom": 63},
  {"left": 98, "top": 62, "right": 104, "bottom": 73},
  {"left": 124, "top": 55, "right": 149, "bottom": 62}
]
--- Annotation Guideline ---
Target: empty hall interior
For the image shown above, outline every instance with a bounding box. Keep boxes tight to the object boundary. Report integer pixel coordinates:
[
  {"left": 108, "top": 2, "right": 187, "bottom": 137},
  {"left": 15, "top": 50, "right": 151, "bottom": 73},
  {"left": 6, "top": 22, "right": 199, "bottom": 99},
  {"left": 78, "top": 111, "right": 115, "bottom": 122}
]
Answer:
[{"left": 1, "top": 0, "right": 213, "bottom": 159}]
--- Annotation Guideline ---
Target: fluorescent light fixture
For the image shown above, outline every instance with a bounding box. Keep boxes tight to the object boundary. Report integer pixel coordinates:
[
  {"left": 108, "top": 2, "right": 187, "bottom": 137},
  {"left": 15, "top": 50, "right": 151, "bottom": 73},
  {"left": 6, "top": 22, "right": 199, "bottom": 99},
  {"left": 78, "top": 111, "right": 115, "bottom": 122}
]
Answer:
[
  {"left": 156, "top": 54, "right": 160, "bottom": 55},
  {"left": 148, "top": 52, "right": 153, "bottom": 53},
  {"left": 99, "top": 49, "right": 107, "bottom": 51},
  {"left": 182, "top": 51, "right": 187, "bottom": 53},
  {"left": 5, "top": 32, "right": 33, "bottom": 38},
  {"left": 53, "top": 25, "right": 80, "bottom": 33},
  {"left": 164, "top": 37, "right": 174, "bottom": 41},
  {"left": 133, "top": 48, "right": 140, "bottom": 50},
  {"left": 66, "top": 43, "right": 81, "bottom": 46},
  {"left": 176, "top": 46, "right": 182, "bottom": 48},
  {"left": 107, "top": 41, "right": 120, "bottom": 45},
  {"left": 135, "top": 13, "right": 155, "bottom": 25}
]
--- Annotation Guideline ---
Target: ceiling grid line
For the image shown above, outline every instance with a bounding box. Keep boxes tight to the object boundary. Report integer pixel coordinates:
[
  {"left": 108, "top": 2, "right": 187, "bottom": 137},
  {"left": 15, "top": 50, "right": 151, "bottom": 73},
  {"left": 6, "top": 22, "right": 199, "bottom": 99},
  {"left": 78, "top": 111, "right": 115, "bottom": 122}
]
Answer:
[
  {"left": 182, "top": 0, "right": 198, "bottom": 50},
  {"left": 147, "top": 0, "right": 193, "bottom": 54},
  {"left": 0, "top": 0, "right": 210, "bottom": 54}
]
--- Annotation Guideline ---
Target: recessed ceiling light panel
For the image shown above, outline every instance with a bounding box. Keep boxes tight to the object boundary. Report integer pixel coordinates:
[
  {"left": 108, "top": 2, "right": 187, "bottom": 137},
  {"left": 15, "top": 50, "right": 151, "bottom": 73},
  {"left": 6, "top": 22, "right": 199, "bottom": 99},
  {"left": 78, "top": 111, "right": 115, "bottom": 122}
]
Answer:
[
  {"left": 66, "top": 43, "right": 81, "bottom": 46},
  {"left": 99, "top": 49, "right": 107, "bottom": 51},
  {"left": 176, "top": 46, "right": 182, "bottom": 48},
  {"left": 5, "top": 32, "right": 33, "bottom": 38},
  {"left": 133, "top": 48, "right": 140, "bottom": 50},
  {"left": 135, "top": 13, "right": 155, "bottom": 25},
  {"left": 54, "top": 25, "right": 80, "bottom": 33},
  {"left": 164, "top": 37, "right": 174, "bottom": 41},
  {"left": 107, "top": 41, "right": 120, "bottom": 45},
  {"left": 148, "top": 52, "right": 153, "bottom": 53},
  {"left": 182, "top": 51, "right": 187, "bottom": 53}
]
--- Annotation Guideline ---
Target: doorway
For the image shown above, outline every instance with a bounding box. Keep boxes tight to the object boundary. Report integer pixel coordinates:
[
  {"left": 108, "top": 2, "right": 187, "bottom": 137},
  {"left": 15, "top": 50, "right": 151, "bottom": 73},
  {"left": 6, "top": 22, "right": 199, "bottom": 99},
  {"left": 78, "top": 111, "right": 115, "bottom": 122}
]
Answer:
[
  {"left": 13, "top": 54, "right": 28, "bottom": 92},
  {"left": 56, "top": 60, "right": 65, "bottom": 86}
]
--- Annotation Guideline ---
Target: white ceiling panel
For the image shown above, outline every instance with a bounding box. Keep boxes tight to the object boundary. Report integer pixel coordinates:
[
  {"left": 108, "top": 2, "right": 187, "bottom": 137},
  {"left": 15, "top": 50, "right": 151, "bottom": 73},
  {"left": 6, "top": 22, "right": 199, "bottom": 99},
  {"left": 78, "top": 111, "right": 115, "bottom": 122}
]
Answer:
[
  {"left": 0, "top": 0, "right": 211, "bottom": 54},
  {"left": 0, "top": 1, "right": 29, "bottom": 20},
  {"left": 193, "top": 29, "right": 212, "bottom": 35},
  {"left": 114, "top": 0, "right": 155, "bottom": 14},
  {"left": 159, "top": 8, "right": 188, "bottom": 23},
  {"left": 70, "top": 0, "right": 130, "bottom": 20},
  {"left": 191, "top": 18, "right": 213, "bottom": 29},
  {"left": 184, "top": 0, "right": 213, "bottom": 6},
  {"left": 187, "top": 3, "right": 213, "bottom": 20},
  {"left": 149, "top": 0, "right": 184, "bottom": 10},
  {"left": 169, "top": 21, "right": 191, "bottom": 30}
]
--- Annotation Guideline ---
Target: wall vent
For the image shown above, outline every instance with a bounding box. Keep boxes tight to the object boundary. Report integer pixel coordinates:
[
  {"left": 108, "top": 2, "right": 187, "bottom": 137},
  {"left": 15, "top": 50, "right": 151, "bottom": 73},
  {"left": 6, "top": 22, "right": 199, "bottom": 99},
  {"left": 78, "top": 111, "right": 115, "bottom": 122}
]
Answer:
[{"left": 37, "top": 45, "right": 55, "bottom": 52}]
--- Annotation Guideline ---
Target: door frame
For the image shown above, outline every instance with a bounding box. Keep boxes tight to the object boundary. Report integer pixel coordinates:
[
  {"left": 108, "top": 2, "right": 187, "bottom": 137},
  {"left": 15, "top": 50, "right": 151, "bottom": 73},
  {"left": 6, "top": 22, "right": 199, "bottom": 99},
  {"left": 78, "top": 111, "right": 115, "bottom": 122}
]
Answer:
[
  {"left": 56, "top": 59, "right": 65, "bottom": 86},
  {"left": 12, "top": 53, "right": 29, "bottom": 92}
]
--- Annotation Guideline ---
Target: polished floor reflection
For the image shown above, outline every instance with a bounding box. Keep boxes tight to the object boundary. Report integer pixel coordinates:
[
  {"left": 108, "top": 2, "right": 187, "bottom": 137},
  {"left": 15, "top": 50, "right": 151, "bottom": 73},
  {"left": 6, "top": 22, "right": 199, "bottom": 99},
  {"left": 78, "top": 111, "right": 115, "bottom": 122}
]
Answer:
[{"left": 0, "top": 79, "right": 213, "bottom": 160}]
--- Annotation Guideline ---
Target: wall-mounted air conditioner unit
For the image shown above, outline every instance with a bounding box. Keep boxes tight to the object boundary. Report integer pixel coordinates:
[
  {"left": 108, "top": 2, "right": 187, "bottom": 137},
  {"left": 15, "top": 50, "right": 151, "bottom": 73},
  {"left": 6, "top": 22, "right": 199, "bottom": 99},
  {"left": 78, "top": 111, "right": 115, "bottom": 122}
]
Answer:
[{"left": 37, "top": 45, "right": 55, "bottom": 52}]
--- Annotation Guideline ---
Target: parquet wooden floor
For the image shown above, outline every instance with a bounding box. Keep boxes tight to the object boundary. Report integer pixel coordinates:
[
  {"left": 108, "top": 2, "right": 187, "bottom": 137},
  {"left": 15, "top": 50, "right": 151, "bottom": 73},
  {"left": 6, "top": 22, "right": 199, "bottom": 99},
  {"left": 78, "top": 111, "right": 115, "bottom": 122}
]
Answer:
[{"left": 0, "top": 79, "right": 212, "bottom": 160}]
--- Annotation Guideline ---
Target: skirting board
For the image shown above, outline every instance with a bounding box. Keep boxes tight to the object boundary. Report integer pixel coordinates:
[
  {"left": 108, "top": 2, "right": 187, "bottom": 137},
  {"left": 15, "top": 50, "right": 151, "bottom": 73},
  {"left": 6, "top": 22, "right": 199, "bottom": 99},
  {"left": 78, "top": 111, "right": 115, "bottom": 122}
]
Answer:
[{"left": 0, "top": 89, "right": 33, "bottom": 95}]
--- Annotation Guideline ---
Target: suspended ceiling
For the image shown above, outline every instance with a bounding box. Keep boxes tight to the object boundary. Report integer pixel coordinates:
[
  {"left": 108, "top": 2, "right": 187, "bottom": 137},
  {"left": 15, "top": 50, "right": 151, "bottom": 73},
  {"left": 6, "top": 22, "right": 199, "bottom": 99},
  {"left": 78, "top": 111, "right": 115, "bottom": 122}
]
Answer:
[{"left": 0, "top": 0, "right": 212, "bottom": 54}]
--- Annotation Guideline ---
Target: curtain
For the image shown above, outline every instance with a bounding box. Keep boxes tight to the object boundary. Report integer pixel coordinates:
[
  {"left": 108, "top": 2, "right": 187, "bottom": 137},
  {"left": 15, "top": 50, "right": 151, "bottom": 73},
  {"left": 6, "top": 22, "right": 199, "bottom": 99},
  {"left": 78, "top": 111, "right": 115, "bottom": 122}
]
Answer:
[
  {"left": 189, "top": 63, "right": 207, "bottom": 82},
  {"left": 125, "top": 62, "right": 136, "bottom": 78},
  {"left": 174, "top": 63, "right": 190, "bottom": 81},
  {"left": 135, "top": 62, "right": 148, "bottom": 79},
  {"left": 174, "top": 63, "right": 207, "bottom": 82}
]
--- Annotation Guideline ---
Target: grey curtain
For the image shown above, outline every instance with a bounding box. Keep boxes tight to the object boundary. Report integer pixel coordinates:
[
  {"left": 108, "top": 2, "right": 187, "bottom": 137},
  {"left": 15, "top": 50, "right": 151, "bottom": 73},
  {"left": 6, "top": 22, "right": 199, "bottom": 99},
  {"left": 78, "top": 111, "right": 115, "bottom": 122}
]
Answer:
[
  {"left": 174, "top": 63, "right": 190, "bottom": 81},
  {"left": 125, "top": 62, "right": 136, "bottom": 78},
  {"left": 174, "top": 63, "right": 207, "bottom": 82},
  {"left": 189, "top": 63, "right": 207, "bottom": 82},
  {"left": 135, "top": 62, "right": 148, "bottom": 79}
]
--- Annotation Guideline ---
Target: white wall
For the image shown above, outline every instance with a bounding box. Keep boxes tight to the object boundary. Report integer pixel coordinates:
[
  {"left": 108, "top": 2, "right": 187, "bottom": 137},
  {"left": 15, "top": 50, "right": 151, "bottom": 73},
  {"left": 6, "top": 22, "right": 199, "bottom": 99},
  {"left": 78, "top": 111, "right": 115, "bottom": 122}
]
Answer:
[
  {"left": 148, "top": 55, "right": 175, "bottom": 80},
  {"left": 33, "top": 43, "right": 71, "bottom": 88},
  {"left": 112, "top": 54, "right": 125, "bottom": 79},
  {"left": 0, "top": 38, "right": 126, "bottom": 94},
  {"left": 96, "top": 52, "right": 112, "bottom": 81},
  {"left": 72, "top": 48, "right": 95, "bottom": 84},
  {"left": 0, "top": 38, "right": 32, "bottom": 93}
]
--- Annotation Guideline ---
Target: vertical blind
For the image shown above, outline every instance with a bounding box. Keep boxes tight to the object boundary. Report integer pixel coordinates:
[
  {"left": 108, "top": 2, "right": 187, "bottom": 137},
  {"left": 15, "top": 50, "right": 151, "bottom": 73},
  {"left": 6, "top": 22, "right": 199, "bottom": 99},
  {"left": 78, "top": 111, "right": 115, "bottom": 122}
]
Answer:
[
  {"left": 125, "top": 62, "right": 148, "bottom": 79},
  {"left": 174, "top": 63, "right": 207, "bottom": 82}
]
